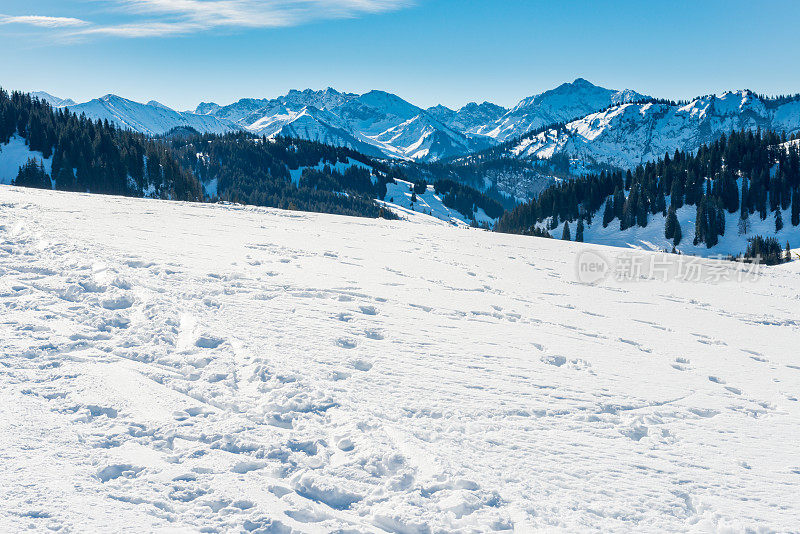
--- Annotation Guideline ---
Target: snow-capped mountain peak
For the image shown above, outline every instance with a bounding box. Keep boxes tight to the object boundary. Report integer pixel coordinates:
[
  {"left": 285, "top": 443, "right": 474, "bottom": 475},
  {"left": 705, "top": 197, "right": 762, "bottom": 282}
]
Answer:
[
  {"left": 62, "top": 94, "right": 237, "bottom": 136},
  {"left": 506, "top": 89, "right": 800, "bottom": 170},
  {"left": 478, "top": 78, "right": 650, "bottom": 143},
  {"left": 31, "top": 91, "right": 76, "bottom": 108}
]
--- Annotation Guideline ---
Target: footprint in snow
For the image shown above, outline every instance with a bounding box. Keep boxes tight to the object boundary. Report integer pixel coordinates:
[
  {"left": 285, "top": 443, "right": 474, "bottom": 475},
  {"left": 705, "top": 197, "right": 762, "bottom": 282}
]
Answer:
[
  {"left": 96, "top": 464, "right": 142, "bottom": 483},
  {"left": 101, "top": 294, "right": 134, "bottom": 310},
  {"left": 363, "top": 329, "right": 384, "bottom": 340},
  {"left": 195, "top": 335, "right": 225, "bottom": 349},
  {"left": 351, "top": 359, "right": 373, "bottom": 372},
  {"left": 672, "top": 358, "right": 689, "bottom": 371},
  {"left": 542, "top": 355, "right": 567, "bottom": 367},
  {"left": 336, "top": 338, "right": 357, "bottom": 349}
]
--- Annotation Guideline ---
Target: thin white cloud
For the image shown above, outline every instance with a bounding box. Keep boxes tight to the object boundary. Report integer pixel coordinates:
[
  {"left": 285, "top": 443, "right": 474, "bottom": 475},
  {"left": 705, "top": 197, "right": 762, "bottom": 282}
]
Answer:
[
  {"left": 19, "top": 0, "right": 414, "bottom": 39},
  {"left": 0, "top": 15, "right": 90, "bottom": 28}
]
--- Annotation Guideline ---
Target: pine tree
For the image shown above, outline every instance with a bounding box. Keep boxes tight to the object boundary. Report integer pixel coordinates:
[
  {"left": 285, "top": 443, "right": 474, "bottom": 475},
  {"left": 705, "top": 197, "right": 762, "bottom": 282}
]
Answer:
[
  {"left": 694, "top": 200, "right": 706, "bottom": 246},
  {"left": 715, "top": 202, "right": 725, "bottom": 238},
  {"left": 740, "top": 178, "right": 750, "bottom": 220},
  {"left": 673, "top": 218, "right": 682, "bottom": 247},
  {"left": 575, "top": 218, "right": 584, "bottom": 242},
  {"left": 669, "top": 176, "right": 684, "bottom": 209},
  {"left": 792, "top": 188, "right": 800, "bottom": 226},
  {"left": 786, "top": 242, "right": 792, "bottom": 262},
  {"left": 775, "top": 209, "right": 784, "bottom": 232},
  {"left": 13, "top": 158, "right": 50, "bottom": 189},
  {"left": 602, "top": 198, "right": 614, "bottom": 228},
  {"left": 665, "top": 208, "right": 678, "bottom": 240},
  {"left": 561, "top": 221, "right": 571, "bottom": 241},
  {"left": 655, "top": 189, "right": 667, "bottom": 215}
]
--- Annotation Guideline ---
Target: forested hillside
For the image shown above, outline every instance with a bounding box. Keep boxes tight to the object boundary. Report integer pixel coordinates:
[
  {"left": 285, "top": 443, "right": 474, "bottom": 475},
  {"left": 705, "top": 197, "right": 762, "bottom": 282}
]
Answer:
[
  {"left": 167, "top": 132, "right": 505, "bottom": 222},
  {"left": 497, "top": 129, "right": 800, "bottom": 256},
  {"left": 168, "top": 132, "right": 396, "bottom": 218},
  {"left": 0, "top": 89, "right": 201, "bottom": 200},
  {"left": 1, "top": 89, "right": 503, "bottom": 223}
]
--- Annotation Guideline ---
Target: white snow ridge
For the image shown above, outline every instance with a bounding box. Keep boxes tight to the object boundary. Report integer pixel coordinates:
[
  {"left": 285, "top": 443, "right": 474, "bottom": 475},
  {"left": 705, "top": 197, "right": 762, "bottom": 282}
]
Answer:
[{"left": 1, "top": 186, "right": 799, "bottom": 532}]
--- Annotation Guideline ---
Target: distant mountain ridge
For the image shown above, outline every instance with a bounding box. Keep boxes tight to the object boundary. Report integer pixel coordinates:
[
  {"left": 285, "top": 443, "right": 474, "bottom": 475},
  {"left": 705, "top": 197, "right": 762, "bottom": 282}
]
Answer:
[
  {"left": 35, "top": 79, "right": 648, "bottom": 162},
  {"left": 59, "top": 94, "right": 236, "bottom": 137},
  {"left": 35, "top": 80, "right": 800, "bottom": 171},
  {"left": 502, "top": 90, "right": 800, "bottom": 170}
]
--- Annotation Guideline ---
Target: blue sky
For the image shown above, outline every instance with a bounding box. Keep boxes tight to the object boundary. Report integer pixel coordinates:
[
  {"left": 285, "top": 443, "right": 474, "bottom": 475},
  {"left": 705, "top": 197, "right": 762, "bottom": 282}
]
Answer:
[{"left": 2, "top": 0, "right": 799, "bottom": 111}]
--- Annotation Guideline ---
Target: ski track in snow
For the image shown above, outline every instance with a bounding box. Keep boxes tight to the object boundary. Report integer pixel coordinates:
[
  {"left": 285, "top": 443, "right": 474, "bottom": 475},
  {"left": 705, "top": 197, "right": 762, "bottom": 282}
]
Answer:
[{"left": 0, "top": 186, "right": 798, "bottom": 533}]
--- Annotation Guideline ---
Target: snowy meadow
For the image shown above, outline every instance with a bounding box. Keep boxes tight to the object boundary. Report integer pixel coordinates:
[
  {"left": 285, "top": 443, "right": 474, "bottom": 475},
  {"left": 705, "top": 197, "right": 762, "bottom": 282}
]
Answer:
[{"left": 1, "top": 186, "right": 798, "bottom": 532}]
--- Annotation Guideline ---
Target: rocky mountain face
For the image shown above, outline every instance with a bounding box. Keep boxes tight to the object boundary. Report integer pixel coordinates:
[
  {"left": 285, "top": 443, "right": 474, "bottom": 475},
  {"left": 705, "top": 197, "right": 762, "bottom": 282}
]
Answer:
[
  {"left": 473, "top": 78, "right": 648, "bottom": 142},
  {"left": 505, "top": 90, "right": 800, "bottom": 170}
]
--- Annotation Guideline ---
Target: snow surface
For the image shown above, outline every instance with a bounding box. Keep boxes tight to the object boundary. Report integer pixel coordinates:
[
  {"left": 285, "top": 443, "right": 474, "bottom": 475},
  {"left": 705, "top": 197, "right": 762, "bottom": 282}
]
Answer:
[{"left": 1, "top": 186, "right": 798, "bottom": 532}]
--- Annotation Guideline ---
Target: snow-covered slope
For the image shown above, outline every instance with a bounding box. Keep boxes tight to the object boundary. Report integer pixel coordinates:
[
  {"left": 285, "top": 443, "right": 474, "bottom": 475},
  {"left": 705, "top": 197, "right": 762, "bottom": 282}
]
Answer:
[
  {"left": 550, "top": 201, "right": 800, "bottom": 258},
  {"left": 380, "top": 178, "right": 496, "bottom": 226},
  {"left": 0, "top": 134, "right": 53, "bottom": 185},
  {"left": 1, "top": 186, "right": 798, "bottom": 532},
  {"left": 31, "top": 91, "right": 76, "bottom": 108},
  {"left": 426, "top": 101, "right": 508, "bottom": 136},
  {"left": 510, "top": 90, "right": 800, "bottom": 170},
  {"left": 63, "top": 95, "right": 238, "bottom": 136},
  {"left": 196, "top": 88, "right": 358, "bottom": 128}
]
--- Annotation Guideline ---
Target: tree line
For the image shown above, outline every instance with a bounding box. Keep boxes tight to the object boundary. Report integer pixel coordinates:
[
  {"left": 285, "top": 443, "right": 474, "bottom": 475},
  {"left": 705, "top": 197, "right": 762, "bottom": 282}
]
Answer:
[
  {"left": 1, "top": 88, "right": 201, "bottom": 200},
  {"left": 497, "top": 128, "right": 800, "bottom": 251}
]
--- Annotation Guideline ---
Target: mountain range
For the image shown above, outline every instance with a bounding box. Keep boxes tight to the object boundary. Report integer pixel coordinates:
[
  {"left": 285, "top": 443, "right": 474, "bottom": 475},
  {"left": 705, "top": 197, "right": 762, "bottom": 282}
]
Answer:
[
  {"left": 38, "top": 80, "right": 800, "bottom": 172},
  {"left": 499, "top": 90, "right": 800, "bottom": 170}
]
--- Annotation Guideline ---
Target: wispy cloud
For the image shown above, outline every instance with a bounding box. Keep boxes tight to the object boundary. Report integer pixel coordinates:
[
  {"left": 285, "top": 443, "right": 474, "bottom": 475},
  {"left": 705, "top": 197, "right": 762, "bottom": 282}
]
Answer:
[
  {"left": 3, "top": 0, "right": 413, "bottom": 39},
  {"left": 0, "top": 15, "right": 89, "bottom": 28}
]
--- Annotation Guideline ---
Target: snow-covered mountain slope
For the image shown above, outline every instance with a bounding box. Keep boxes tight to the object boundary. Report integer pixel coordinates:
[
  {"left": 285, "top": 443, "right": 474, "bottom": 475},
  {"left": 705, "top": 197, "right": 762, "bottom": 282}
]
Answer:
[
  {"left": 510, "top": 90, "right": 800, "bottom": 170},
  {"left": 426, "top": 101, "right": 508, "bottom": 136},
  {"left": 194, "top": 81, "right": 646, "bottom": 160},
  {"left": 62, "top": 95, "right": 239, "bottom": 136},
  {"left": 478, "top": 78, "right": 649, "bottom": 142},
  {"left": 198, "top": 89, "right": 490, "bottom": 162},
  {"left": 196, "top": 88, "right": 359, "bottom": 128},
  {"left": 271, "top": 108, "right": 389, "bottom": 159},
  {"left": 1, "top": 186, "right": 798, "bottom": 532},
  {"left": 31, "top": 91, "right": 76, "bottom": 108}
]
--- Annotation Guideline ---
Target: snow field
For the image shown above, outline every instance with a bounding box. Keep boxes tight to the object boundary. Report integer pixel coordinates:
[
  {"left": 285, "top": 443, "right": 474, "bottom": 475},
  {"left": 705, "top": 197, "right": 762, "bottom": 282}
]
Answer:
[{"left": 0, "top": 186, "right": 798, "bottom": 532}]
